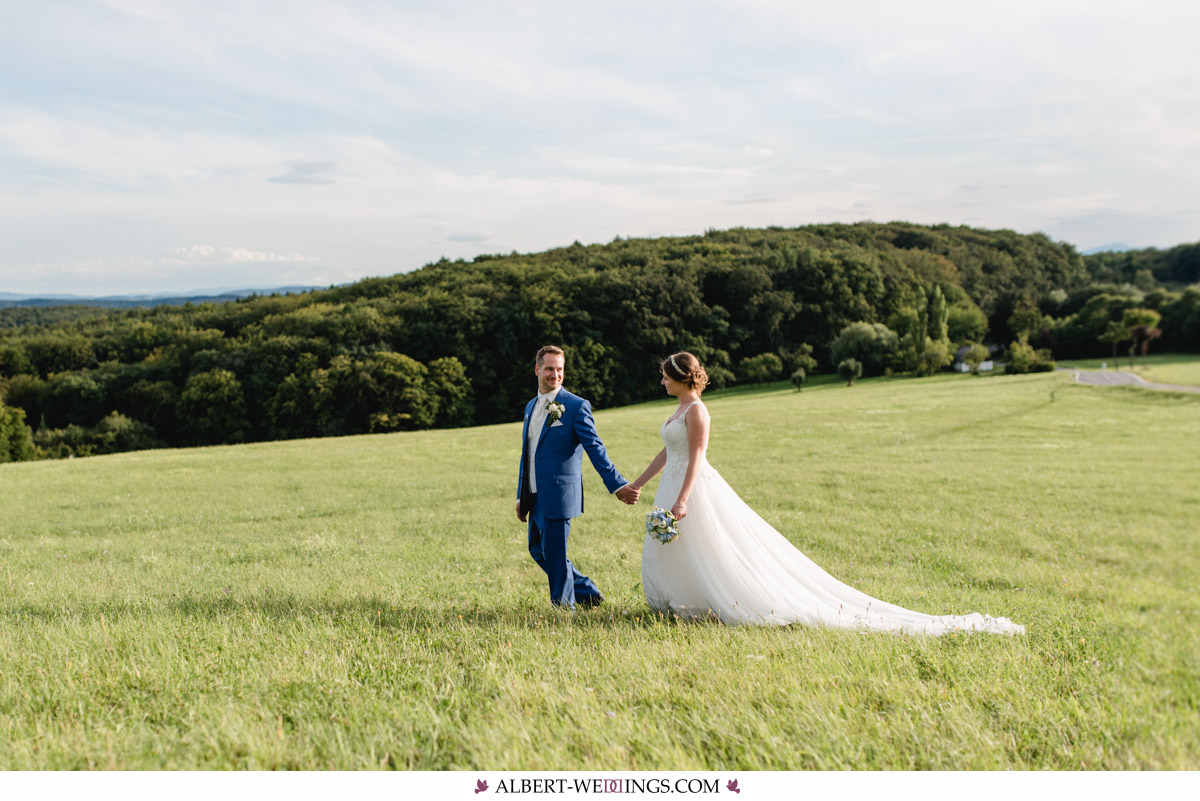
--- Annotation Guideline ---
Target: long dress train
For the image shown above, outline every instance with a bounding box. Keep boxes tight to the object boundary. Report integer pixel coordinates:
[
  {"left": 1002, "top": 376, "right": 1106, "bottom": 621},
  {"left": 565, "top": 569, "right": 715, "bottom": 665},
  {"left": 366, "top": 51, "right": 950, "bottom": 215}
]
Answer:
[{"left": 640, "top": 401, "right": 1024, "bottom": 635}]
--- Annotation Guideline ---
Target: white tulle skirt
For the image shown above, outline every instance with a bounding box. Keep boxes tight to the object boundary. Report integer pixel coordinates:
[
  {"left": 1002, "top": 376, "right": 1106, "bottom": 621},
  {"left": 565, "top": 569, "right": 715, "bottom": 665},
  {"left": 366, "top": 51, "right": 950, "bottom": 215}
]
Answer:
[{"left": 641, "top": 460, "right": 1025, "bottom": 635}]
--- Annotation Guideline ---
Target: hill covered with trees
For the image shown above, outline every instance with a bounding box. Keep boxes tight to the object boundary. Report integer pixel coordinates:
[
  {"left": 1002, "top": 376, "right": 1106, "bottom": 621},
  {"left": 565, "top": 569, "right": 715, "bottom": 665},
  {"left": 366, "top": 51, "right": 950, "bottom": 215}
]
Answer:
[
  {"left": 2, "top": 222, "right": 1197, "bottom": 461},
  {"left": 1082, "top": 241, "right": 1200, "bottom": 289}
]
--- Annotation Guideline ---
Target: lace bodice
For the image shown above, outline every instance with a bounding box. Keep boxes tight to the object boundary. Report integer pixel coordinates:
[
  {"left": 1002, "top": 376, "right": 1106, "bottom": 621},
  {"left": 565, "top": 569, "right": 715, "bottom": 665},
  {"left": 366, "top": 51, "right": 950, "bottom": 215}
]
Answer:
[{"left": 660, "top": 401, "right": 708, "bottom": 476}]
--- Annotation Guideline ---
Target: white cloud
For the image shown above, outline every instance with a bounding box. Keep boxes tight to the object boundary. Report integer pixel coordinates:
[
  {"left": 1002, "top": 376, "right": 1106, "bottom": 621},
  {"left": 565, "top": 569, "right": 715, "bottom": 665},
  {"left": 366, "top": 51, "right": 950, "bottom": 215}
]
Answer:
[
  {"left": 2, "top": 1, "right": 1199, "bottom": 292},
  {"left": 267, "top": 161, "right": 337, "bottom": 185},
  {"left": 165, "top": 245, "right": 320, "bottom": 264}
]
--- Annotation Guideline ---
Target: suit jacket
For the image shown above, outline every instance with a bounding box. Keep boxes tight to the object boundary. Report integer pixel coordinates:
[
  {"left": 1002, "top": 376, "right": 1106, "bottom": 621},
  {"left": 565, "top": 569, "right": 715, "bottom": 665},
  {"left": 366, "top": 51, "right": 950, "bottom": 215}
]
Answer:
[{"left": 517, "top": 389, "right": 626, "bottom": 522}]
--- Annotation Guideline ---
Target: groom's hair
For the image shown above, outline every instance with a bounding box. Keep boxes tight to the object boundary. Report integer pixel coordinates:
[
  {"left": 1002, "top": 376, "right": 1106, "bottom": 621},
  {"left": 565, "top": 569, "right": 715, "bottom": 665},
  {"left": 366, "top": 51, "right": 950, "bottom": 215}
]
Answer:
[{"left": 535, "top": 345, "right": 565, "bottom": 367}]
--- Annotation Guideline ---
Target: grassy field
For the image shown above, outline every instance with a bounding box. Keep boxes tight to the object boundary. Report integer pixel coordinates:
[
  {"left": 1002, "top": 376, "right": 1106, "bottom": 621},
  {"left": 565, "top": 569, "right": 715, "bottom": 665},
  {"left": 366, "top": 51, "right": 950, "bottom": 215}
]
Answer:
[
  {"left": 1, "top": 370, "right": 1198, "bottom": 770},
  {"left": 1059, "top": 352, "right": 1200, "bottom": 386}
]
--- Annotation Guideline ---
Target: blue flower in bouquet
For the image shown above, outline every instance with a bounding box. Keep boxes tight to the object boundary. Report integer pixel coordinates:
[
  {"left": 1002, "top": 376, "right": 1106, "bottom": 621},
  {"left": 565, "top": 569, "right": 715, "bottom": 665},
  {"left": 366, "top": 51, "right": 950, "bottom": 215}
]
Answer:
[{"left": 646, "top": 507, "right": 680, "bottom": 544}]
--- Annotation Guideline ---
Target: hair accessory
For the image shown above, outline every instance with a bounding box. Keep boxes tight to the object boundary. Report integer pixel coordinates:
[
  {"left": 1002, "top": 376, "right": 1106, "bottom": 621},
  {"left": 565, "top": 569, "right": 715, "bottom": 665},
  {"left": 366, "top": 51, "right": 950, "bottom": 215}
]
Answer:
[{"left": 669, "top": 354, "right": 681, "bottom": 376}]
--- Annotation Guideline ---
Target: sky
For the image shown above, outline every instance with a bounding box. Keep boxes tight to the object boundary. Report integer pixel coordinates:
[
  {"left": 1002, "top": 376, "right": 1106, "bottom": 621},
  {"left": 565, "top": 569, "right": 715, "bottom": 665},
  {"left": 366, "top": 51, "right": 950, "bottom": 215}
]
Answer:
[{"left": 2, "top": 0, "right": 1198, "bottom": 296}]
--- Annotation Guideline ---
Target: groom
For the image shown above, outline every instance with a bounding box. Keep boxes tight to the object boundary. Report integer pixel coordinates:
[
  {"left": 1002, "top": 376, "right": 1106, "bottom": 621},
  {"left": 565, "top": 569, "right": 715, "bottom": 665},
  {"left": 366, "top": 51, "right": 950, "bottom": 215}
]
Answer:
[{"left": 517, "top": 345, "right": 639, "bottom": 609}]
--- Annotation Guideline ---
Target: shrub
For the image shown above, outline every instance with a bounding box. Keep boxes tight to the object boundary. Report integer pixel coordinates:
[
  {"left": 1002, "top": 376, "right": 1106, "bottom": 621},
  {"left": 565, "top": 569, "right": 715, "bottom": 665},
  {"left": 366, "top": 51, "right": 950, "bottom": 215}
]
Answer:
[
  {"left": 32, "top": 412, "right": 163, "bottom": 459},
  {"left": 738, "top": 353, "right": 783, "bottom": 385},
  {"left": 1004, "top": 340, "right": 1056, "bottom": 374},
  {"left": 1032, "top": 355, "right": 1057, "bottom": 372},
  {"left": 705, "top": 365, "right": 735, "bottom": 390},
  {"left": 790, "top": 368, "right": 806, "bottom": 391},
  {"left": 963, "top": 344, "right": 990, "bottom": 375}
]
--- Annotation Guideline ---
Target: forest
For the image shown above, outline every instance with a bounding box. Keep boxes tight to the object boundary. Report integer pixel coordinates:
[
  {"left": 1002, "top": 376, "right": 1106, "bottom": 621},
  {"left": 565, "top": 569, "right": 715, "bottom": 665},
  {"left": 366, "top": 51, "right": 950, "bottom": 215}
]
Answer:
[{"left": 2, "top": 222, "right": 1197, "bottom": 460}]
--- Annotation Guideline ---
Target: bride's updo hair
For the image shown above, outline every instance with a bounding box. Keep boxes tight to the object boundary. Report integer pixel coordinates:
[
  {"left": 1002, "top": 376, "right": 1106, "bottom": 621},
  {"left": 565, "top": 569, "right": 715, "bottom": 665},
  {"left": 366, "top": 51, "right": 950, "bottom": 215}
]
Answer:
[{"left": 661, "top": 351, "right": 709, "bottom": 392}]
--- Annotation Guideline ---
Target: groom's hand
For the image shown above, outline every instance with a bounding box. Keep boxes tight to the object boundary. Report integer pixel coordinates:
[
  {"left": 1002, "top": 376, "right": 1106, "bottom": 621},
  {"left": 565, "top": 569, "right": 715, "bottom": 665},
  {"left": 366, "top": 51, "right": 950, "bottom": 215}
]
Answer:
[
  {"left": 516, "top": 501, "right": 527, "bottom": 523},
  {"left": 616, "top": 484, "right": 640, "bottom": 505}
]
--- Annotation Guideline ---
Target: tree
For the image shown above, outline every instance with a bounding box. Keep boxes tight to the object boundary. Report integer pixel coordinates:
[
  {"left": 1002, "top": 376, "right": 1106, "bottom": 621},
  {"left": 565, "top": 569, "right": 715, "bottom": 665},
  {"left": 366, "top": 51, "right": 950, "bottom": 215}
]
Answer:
[
  {"left": 915, "top": 340, "right": 953, "bottom": 377},
  {"left": 366, "top": 352, "right": 436, "bottom": 431},
  {"left": 947, "top": 304, "right": 989, "bottom": 344},
  {"left": 0, "top": 343, "right": 33, "bottom": 377},
  {"left": 22, "top": 334, "right": 95, "bottom": 376},
  {"left": 1121, "top": 308, "right": 1162, "bottom": 368},
  {"left": 738, "top": 352, "right": 783, "bottom": 385},
  {"left": 0, "top": 374, "right": 46, "bottom": 429},
  {"left": 890, "top": 285, "right": 953, "bottom": 373},
  {"left": 427, "top": 356, "right": 474, "bottom": 428},
  {"left": 1008, "top": 300, "right": 1043, "bottom": 344},
  {"left": 1160, "top": 286, "right": 1200, "bottom": 353},
  {"left": 42, "top": 372, "right": 106, "bottom": 428},
  {"left": 0, "top": 221, "right": 1111, "bottom": 457},
  {"left": 121, "top": 379, "right": 179, "bottom": 443},
  {"left": 928, "top": 285, "right": 949, "bottom": 343},
  {"left": 177, "top": 369, "right": 250, "bottom": 445},
  {"left": 889, "top": 306, "right": 923, "bottom": 372},
  {"left": 266, "top": 353, "right": 325, "bottom": 440},
  {"left": 913, "top": 286, "right": 929, "bottom": 346},
  {"left": 1130, "top": 325, "right": 1163, "bottom": 368},
  {"left": 1097, "top": 321, "right": 1130, "bottom": 364},
  {"left": 790, "top": 368, "right": 807, "bottom": 391},
  {"left": 0, "top": 401, "right": 36, "bottom": 462},
  {"left": 830, "top": 323, "right": 898, "bottom": 377},
  {"left": 837, "top": 358, "right": 862, "bottom": 386},
  {"left": 779, "top": 343, "right": 817, "bottom": 376}
]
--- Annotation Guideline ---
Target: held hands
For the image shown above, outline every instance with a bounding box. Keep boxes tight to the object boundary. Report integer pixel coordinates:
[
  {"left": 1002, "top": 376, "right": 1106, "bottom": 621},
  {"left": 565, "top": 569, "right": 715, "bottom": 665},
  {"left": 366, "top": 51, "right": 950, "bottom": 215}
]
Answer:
[{"left": 615, "top": 484, "right": 641, "bottom": 505}]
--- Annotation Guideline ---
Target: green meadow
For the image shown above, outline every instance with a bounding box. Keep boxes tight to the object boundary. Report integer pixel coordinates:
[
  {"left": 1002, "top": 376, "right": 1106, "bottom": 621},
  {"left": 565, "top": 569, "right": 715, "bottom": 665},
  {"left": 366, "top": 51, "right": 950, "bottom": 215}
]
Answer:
[{"left": 1, "top": 370, "right": 1198, "bottom": 770}]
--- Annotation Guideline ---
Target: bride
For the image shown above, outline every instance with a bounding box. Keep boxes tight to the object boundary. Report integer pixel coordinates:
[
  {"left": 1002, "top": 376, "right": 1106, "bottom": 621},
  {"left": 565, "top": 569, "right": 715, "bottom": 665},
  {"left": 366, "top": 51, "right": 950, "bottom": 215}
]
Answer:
[{"left": 627, "top": 351, "right": 1025, "bottom": 635}]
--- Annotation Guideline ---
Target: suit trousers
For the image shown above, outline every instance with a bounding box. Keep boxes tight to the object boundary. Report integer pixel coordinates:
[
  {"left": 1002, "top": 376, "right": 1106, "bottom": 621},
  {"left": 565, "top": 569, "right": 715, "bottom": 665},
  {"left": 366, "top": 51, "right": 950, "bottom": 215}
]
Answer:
[{"left": 526, "top": 493, "right": 601, "bottom": 608}]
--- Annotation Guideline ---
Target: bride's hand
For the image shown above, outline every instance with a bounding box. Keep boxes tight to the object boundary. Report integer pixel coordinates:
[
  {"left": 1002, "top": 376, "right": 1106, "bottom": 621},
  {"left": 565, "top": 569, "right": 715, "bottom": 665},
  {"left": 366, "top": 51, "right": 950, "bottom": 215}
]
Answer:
[{"left": 671, "top": 501, "right": 687, "bottom": 521}]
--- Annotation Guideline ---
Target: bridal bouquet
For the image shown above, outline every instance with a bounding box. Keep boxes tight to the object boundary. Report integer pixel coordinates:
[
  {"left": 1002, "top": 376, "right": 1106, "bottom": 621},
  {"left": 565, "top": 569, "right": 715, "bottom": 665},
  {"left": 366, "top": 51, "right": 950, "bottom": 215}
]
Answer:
[{"left": 646, "top": 507, "right": 680, "bottom": 544}]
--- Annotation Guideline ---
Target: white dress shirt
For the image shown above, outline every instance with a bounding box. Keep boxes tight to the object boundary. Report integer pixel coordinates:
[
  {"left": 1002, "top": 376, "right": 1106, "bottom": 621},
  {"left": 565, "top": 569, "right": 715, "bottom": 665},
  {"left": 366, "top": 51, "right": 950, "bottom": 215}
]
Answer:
[{"left": 525, "top": 386, "right": 561, "bottom": 493}]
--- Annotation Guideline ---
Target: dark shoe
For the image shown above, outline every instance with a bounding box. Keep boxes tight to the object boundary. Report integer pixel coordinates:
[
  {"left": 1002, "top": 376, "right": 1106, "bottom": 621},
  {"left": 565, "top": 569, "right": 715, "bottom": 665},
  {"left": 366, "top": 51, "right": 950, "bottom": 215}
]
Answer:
[{"left": 577, "top": 593, "right": 605, "bottom": 609}]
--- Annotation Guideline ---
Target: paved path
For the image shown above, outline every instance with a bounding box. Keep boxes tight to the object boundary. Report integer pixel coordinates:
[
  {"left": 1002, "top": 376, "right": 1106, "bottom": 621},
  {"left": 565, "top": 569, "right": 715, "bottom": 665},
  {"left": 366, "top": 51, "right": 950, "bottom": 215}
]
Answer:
[{"left": 1065, "top": 368, "right": 1200, "bottom": 394}]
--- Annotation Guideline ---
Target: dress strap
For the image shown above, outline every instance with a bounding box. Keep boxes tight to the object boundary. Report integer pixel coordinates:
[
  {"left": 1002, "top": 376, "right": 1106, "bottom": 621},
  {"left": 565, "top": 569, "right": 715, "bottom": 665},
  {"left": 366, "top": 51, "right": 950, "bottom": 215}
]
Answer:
[{"left": 674, "top": 399, "right": 706, "bottom": 424}]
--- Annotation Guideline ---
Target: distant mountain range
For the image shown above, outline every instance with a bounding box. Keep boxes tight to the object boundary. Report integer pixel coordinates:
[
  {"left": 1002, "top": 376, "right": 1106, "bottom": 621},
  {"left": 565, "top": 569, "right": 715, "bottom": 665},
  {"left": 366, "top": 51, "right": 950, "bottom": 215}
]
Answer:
[
  {"left": 1081, "top": 243, "right": 1135, "bottom": 255},
  {"left": 0, "top": 285, "right": 323, "bottom": 309}
]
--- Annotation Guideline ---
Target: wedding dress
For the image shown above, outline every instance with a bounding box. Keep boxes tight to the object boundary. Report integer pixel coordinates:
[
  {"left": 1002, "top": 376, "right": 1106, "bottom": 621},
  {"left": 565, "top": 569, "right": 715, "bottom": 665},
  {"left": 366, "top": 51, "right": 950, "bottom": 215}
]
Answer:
[{"left": 640, "top": 401, "right": 1025, "bottom": 635}]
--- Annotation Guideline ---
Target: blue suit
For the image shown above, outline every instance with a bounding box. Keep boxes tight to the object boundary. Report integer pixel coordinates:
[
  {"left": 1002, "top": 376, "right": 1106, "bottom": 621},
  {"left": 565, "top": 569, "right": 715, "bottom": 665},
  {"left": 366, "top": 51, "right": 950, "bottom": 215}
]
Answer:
[{"left": 518, "top": 389, "right": 626, "bottom": 607}]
